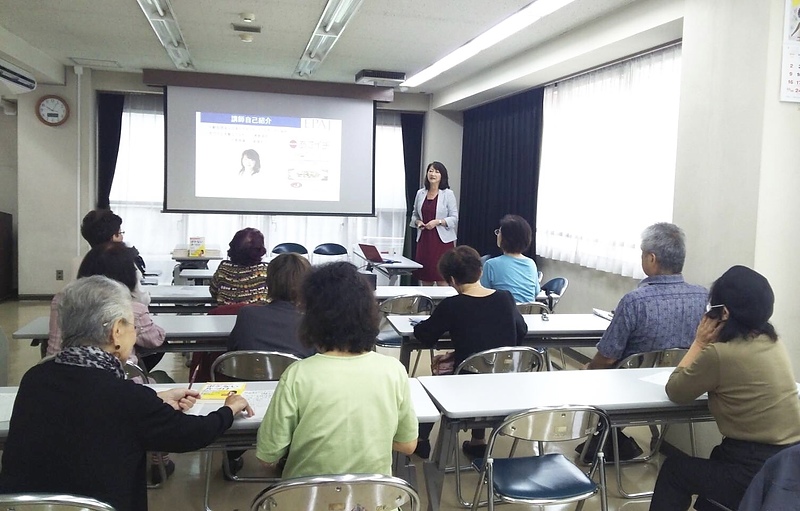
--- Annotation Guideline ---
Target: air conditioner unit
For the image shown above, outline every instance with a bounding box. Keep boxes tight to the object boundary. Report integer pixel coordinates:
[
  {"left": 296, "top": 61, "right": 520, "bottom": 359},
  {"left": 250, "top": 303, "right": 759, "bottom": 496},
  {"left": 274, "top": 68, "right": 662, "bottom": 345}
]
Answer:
[
  {"left": 355, "top": 69, "right": 406, "bottom": 87},
  {"left": 0, "top": 58, "right": 37, "bottom": 95}
]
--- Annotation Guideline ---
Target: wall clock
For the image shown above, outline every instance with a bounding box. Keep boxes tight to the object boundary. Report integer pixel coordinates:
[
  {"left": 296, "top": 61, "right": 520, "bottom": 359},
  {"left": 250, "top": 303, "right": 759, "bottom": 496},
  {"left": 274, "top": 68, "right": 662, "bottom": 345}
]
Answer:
[{"left": 36, "top": 95, "right": 70, "bottom": 127}]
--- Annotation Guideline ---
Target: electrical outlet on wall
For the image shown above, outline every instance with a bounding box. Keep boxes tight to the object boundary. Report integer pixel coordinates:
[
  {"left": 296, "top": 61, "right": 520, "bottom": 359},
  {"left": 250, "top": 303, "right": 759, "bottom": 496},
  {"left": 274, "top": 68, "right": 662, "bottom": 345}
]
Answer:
[{"left": 56, "top": 270, "right": 64, "bottom": 281}]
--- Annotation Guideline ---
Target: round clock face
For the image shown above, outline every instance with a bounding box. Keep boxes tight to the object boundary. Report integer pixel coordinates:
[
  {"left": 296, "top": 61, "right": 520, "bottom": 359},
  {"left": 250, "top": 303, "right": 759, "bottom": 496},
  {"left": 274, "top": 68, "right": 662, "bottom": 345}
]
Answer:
[{"left": 36, "top": 95, "right": 69, "bottom": 126}]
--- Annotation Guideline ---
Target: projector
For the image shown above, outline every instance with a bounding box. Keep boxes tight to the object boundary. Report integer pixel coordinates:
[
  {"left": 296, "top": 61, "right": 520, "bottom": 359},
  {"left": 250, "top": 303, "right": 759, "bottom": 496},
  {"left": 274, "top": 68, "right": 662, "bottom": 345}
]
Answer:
[{"left": 355, "top": 69, "right": 406, "bottom": 87}]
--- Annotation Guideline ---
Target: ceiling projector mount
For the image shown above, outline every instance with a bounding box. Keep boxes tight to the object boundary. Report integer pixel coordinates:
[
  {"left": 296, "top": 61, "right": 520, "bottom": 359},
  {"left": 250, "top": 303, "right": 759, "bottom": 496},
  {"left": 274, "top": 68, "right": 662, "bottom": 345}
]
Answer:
[{"left": 355, "top": 69, "right": 405, "bottom": 87}]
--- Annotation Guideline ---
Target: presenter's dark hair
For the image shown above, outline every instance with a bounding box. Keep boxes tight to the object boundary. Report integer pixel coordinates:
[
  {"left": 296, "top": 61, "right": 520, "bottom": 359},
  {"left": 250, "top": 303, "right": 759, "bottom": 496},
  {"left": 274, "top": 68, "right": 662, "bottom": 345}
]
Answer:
[
  {"left": 77, "top": 241, "right": 138, "bottom": 292},
  {"left": 240, "top": 149, "right": 261, "bottom": 174},
  {"left": 227, "top": 228, "right": 267, "bottom": 266},
  {"left": 438, "top": 245, "right": 482, "bottom": 286},
  {"left": 424, "top": 161, "right": 450, "bottom": 190},
  {"left": 498, "top": 215, "right": 532, "bottom": 254},
  {"left": 299, "top": 262, "right": 379, "bottom": 353},
  {"left": 709, "top": 265, "right": 777, "bottom": 343},
  {"left": 266, "top": 253, "right": 311, "bottom": 303},
  {"left": 80, "top": 209, "right": 123, "bottom": 247}
]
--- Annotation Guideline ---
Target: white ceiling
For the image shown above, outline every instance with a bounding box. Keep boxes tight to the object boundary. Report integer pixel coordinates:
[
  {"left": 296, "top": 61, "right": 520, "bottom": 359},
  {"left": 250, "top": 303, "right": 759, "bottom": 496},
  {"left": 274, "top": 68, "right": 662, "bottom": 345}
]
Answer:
[{"left": 0, "top": 0, "right": 667, "bottom": 101}]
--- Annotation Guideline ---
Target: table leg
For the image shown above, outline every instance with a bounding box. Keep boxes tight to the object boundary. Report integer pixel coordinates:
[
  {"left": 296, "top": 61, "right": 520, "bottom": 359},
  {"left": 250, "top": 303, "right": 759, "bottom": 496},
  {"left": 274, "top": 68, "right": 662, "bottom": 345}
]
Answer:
[
  {"left": 424, "top": 417, "right": 454, "bottom": 511},
  {"left": 399, "top": 341, "right": 412, "bottom": 372}
]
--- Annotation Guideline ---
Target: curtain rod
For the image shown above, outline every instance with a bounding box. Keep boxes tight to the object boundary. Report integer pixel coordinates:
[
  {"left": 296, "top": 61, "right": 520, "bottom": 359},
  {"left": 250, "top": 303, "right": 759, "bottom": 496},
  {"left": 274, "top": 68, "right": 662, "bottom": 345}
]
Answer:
[{"left": 543, "top": 39, "right": 682, "bottom": 88}]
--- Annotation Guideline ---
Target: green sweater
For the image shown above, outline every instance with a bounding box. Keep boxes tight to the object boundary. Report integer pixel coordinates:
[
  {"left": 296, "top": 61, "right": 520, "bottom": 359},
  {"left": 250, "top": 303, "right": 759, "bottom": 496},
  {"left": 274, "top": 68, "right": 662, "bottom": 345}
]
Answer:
[
  {"left": 256, "top": 351, "right": 418, "bottom": 478},
  {"left": 667, "top": 335, "right": 800, "bottom": 445}
]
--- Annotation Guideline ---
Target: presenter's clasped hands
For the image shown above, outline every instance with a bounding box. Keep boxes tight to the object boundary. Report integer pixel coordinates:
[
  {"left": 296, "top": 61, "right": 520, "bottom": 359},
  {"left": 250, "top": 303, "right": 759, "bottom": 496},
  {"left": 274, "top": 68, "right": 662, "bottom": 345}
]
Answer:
[{"left": 418, "top": 219, "right": 444, "bottom": 230}]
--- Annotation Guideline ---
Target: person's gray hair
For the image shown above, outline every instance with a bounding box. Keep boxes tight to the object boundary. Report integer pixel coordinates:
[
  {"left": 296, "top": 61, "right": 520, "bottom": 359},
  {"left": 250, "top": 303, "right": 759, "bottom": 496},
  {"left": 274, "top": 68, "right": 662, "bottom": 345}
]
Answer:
[
  {"left": 58, "top": 275, "right": 134, "bottom": 349},
  {"left": 640, "top": 222, "right": 686, "bottom": 274}
]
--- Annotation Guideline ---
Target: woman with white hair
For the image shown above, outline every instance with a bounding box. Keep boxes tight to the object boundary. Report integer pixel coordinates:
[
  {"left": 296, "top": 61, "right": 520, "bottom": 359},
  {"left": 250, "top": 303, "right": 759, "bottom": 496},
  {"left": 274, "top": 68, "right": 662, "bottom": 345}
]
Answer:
[{"left": 0, "top": 276, "right": 253, "bottom": 511}]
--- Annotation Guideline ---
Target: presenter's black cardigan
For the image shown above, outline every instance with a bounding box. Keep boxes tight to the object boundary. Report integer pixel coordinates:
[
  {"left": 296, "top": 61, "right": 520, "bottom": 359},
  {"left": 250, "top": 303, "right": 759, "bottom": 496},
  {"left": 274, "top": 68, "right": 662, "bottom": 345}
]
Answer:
[{"left": 0, "top": 361, "right": 234, "bottom": 511}]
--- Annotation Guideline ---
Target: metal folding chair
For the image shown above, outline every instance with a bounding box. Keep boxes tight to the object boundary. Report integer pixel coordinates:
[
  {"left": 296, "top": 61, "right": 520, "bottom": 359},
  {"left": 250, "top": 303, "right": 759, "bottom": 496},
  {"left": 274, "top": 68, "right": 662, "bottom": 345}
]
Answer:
[
  {"left": 452, "top": 346, "right": 547, "bottom": 506},
  {"left": 0, "top": 494, "right": 116, "bottom": 511},
  {"left": 251, "top": 474, "right": 420, "bottom": 511},
  {"left": 469, "top": 406, "right": 609, "bottom": 511},
  {"left": 376, "top": 294, "right": 434, "bottom": 376},
  {"left": 203, "top": 350, "right": 301, "bottom": 511}
]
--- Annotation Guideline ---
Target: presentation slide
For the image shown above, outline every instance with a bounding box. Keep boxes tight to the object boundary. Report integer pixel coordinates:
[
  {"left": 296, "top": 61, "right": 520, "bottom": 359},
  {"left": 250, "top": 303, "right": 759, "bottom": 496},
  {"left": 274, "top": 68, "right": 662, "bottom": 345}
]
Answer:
[{"left": 165, "top": 86, "right": 375, "bottom": 216}]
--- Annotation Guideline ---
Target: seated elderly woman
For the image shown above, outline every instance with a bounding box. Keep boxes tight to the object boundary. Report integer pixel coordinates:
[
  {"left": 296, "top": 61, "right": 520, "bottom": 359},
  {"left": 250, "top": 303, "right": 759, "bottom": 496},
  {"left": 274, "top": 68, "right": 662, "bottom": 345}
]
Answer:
[
  {"left": 0, "top": 276, "right": 252, "bottom": 511},
  {"left": 649, "top": 265, "right": 800, "bottom": 511},
  {"left": 413, "top": 245, "right": 527, "bottom": 459},
  {"left": 48, "top": 241, "right": 165, "bottom": 372},
  {"left": 228, "top": 253, "right": 314, "bottom": 357},
  {"left": 210, "top": 227, "right": 269, "bottom": 306},
  {"left": 480, "top": 214, "right": 540, "bottom": 303},
  {"left": 255, "top": 262, "right": 417, "bottom": 478}
]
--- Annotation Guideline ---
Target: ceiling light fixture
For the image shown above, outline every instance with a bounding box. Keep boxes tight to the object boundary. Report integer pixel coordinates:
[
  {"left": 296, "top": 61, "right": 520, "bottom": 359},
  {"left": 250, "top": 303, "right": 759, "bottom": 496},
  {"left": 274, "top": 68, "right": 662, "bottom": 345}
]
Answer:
[
  {"left": 295, "top": 0, "right": 365, "bottom": 78},
  {"left": 135, "top": 0, "right": 194, "bottom": 70},
  {"left": 239, "top": 33, "right": 254, "bottom": 43},
  {"left": 241, "top": 13, "right": 255, "bottom": 23},
  {"left": 402, "top": 0, "right": 578, "bottom": 88}
]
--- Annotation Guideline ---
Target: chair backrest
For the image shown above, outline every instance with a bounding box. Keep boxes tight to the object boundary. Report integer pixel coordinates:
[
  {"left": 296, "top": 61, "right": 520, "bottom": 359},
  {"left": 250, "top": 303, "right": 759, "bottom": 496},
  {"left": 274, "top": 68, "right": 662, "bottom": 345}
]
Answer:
[
  {"left": 379, "top": 294, "right": 434, "bottom": 315},
  {"left": 123, "top": 361, "right": 149, "bottom": 381},
  {"left": 250, "top": 474, "right": 419, "bottom": 511},
  {"left": 516, "top": 302, "right": 550, "bottom": 315},
  {"left": 312, "top": 243, "right": 348, "bottom": 256},
  {"left": 492, "top": 405, "right": 609, "bottom": 445},
  {"left": 210, "top": 303, "right": 249, "bottom": 316},
  {"left": 615, "top": 348, "right": 689, "bottom": 369},
  {"left": 0, "top": 494, "right": 116, "bottom": 511},
  {"left": 211, "top": 350, "right": 301, "bottom": 382},
  {"left": 541, "top": 277, "right": 568, "bottom": 296},
  {"left": 271, "top": 243, "right": 308, "bottom": 255},
  {"left": 455, "top": 346, "right": 546, "bottom": 375}
]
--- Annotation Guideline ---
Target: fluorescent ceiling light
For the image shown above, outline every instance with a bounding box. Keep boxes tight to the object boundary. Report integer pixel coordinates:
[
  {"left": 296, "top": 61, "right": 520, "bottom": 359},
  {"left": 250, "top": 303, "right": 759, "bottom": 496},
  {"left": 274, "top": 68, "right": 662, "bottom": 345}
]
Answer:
[
  {"left": 295, "top": 0, "right": 365, "bottom": 77},
  {"left": 136, "top": 0, "right": 194, "bottom": 70},
  {"left": 402, "top": 0, "right": 577, "bottom": 88}
]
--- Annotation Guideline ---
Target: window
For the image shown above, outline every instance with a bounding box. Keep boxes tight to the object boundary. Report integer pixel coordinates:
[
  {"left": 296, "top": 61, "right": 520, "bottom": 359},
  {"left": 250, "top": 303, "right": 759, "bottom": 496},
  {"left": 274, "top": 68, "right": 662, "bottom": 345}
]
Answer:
[
  {"left": 536, "top": 45, "right": 682, "bottom": 278},
  {"left": 110, "top": 95, "right": 407, "bottom": 269}
]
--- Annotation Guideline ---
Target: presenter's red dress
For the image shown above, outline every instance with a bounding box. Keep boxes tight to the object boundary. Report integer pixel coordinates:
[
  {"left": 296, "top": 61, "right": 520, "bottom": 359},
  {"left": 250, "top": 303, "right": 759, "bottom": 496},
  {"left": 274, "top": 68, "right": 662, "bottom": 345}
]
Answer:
[{"left": 414, "top": 195, "right": 454, "bottom": 282}]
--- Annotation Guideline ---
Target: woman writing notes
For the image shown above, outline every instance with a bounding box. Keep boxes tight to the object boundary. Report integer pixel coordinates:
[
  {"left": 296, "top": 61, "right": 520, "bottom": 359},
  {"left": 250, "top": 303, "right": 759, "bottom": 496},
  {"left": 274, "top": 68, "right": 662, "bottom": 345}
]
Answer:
[
  {"left": 649, "top": 266, "right": 800, "bottom": 511},
  {"left": 410, "top": 161, "right": 459, "bottom": 285},
  {"left": 0, "top": 276, "right": 252, "bottom": 511}
]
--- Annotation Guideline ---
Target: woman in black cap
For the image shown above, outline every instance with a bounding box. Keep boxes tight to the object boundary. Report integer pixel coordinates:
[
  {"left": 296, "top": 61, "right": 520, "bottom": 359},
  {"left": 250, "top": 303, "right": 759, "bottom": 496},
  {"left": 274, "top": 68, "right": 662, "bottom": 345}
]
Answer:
[{"left": 649, "top": 265, "right": 800, "bottom": 511}]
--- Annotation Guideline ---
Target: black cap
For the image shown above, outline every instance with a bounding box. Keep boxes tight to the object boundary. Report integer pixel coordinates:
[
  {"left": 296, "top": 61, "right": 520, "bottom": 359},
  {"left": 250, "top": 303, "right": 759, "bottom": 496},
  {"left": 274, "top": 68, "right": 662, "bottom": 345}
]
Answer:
[{"left": 713, "top": 265, "right": 774, "bottom": 330}]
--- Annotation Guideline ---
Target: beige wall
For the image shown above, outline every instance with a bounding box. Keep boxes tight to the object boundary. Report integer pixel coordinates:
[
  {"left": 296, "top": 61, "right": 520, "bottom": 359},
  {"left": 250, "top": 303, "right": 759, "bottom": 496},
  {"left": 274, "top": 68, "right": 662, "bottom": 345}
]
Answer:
[{"left": 0, "top": 111, "right": 17, "bottom": 288}]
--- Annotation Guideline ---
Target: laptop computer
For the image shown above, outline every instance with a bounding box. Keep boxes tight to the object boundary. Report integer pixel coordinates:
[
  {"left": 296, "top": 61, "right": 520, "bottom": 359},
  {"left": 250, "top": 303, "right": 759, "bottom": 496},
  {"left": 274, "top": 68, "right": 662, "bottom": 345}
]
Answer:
[{"left": 358, "top": 243, "right": 398, "bottom": 264}]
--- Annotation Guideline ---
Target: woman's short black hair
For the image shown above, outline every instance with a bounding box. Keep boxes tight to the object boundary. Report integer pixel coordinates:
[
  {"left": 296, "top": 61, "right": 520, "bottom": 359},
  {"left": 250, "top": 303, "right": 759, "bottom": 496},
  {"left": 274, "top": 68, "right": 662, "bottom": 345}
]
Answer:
[
  {"left": 240, "top": 149, "right": 261, "bottom": 174},
  {"left": 498, "top": 214, "right": 532, "bottom": 254},
  {"left": 298, "top": 262, "right": 379, "bottom": 353},
  {"left": 424, "top": 161, "right": 450, "bottom": 190},
  {"left": 80, "top": 209, "right": 122, "bottom": 247},
  {"left": 266, "top": 253, "right": 311, "bottom": 303},
  {"left": 709, "top": 265, "right": 778, "bottom": 342},
  {"left": 438, "top": 245, "right": 482, "bottom": 286},
  {"left": 227, "top": 227, "right": 267, "bottom": 266},
  {"left": 77, "top": 241, "right": 138, "bottom": 292}
]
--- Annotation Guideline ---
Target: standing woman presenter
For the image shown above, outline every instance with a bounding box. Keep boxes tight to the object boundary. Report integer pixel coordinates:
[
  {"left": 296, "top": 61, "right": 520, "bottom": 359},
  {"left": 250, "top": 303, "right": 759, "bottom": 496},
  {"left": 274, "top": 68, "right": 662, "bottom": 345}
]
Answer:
[{"left": 410, "top": 161, "right": 459, "bottom": 285}]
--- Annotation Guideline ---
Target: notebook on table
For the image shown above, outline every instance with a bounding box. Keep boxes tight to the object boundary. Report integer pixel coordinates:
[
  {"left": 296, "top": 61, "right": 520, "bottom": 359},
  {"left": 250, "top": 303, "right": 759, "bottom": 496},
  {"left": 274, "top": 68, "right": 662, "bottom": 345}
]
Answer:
[{"left": 358, "top": 243, "right": 398, "bottom": 264}]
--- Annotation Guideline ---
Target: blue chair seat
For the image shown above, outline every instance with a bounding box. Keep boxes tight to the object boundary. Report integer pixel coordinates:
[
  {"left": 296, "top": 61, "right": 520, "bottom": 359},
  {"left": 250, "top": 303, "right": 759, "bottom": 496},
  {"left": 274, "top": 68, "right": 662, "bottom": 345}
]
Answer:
[{"left": 473, "top": 453, "right": 597, "bottom": 501}]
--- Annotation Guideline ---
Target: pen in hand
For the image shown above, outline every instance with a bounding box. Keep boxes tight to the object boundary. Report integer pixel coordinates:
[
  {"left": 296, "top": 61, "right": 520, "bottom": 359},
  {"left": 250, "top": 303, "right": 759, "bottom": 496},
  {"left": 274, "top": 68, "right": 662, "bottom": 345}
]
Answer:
[{"left": 188, "top": 364, "right": 201, "bottom": 390}]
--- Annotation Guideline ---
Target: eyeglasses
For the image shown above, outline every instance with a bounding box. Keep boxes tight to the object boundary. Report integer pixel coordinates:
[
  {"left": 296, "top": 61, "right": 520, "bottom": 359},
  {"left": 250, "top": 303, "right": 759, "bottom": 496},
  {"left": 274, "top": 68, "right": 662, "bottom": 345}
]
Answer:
[
  {"left": 494, "top": 229, "right": 501, "bottom": 236},
  {"left": 116, "top": 231, "right": 125, "bottom": 236},
  {"left": 706, "top": 303, "right": 725, "bottom": 313}
]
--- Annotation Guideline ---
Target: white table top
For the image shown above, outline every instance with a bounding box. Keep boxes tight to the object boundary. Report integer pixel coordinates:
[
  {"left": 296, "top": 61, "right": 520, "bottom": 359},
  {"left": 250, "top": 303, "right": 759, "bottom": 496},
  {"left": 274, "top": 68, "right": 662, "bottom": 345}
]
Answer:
[
  {"left": 352, "top": 247, "right": 422, "bottom": 270},
  {"left": 418, "top": 368, "right": 706, "bottom": 420},
  {"left": 375, "top": 286, "right": 457, "bottom": 301},
  {"left": 180, "top": 269, "right": 215, "bottom": 279},
  {"left": 148, "top": 285, "right": 213, "bottom": 303},
  {"left": 12, "top": 315, "right": 237, "bottom": 341},
  {"left": 0, "top": 378, "right": 439, "bottom": 438},
  {"left": 388, "top": 313, "right": 611, "bottom": 338}
]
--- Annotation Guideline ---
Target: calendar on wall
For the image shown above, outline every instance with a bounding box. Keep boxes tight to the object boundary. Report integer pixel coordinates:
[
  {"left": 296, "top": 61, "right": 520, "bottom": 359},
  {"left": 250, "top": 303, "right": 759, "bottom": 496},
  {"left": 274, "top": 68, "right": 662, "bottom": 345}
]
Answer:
[{"left": 781, "top": 0, "right": 800, "bottom": 102}]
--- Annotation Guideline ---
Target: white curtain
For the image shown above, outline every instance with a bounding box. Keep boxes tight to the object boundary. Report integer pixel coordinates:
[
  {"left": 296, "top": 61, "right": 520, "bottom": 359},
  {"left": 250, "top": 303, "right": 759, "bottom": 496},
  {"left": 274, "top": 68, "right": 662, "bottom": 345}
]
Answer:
[
  {"left": 110, "top": 97, "right": 408, "bottom": 267},
  {"left": 536, "top": 45, "right": 682, "bottom": 279}
]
